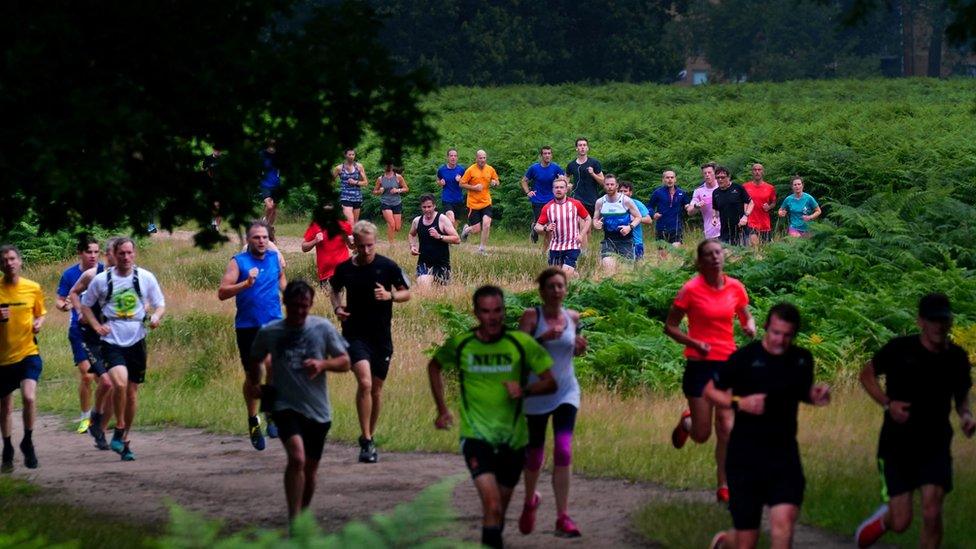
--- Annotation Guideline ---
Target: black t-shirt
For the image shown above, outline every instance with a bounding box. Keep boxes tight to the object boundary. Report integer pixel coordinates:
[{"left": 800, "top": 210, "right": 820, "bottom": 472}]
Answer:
[
  {"left": 873, "top": 335, "right": 972, "bottom": 456},
  {"left": 565, "top": 158, "right": 603, "bottom": 207},
  {"left": 329, "top": 254, "right": 409, "bottom": 340},
  {"left": 711, "top": 183, "right": 752, "bottom": 239},
  {"left": 715, "top": 341, "right": 815, "bottom": 454}
]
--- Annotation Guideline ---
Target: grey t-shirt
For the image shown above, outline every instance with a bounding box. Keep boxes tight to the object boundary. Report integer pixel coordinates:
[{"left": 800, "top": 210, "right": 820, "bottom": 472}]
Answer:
[{"left": 250, "top": 316, "right": 348, "bottom": 423}]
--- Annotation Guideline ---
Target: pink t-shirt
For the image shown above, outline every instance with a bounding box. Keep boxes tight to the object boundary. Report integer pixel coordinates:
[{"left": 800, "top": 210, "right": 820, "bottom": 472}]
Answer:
[
  {"left": 692, "top": 184, "right": 720, "bottom": 239},
  {"left": 673, "top": 274, "right": 749, "bottom": 361}
]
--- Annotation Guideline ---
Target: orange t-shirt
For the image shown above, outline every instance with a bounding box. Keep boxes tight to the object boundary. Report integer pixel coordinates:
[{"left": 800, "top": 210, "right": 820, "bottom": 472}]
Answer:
[
  {"left": 743, "top": 181, "right": 776, "bottom": 231},
  {"left": 673, "top": 274, "right": 749, "bottom": 361},
  {"left": 461, "top": 163, "right": 499, "bottom": 209}
]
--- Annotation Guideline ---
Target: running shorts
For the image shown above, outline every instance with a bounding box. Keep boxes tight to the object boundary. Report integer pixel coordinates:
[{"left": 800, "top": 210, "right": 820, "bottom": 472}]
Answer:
[
  {"left": 236, "top": 327, "right": 261, "bottom": 370},
  {"left": 381, "top": 204, "right": 403, "bottom": 215},
  {"left": 656, "top": 229, "right": 682, "bottom": 244},
  {"left": 548, "top": 249, "right": 581, "bottom": 268},
  {"left": 600, "top": 238, "right": 634, "bottom": 259},
  {"left": 878, "top": 449, "right": 953, "bottom": 498},
  {"left": 416, "top": 264, "right": 451, "bottom": 283},
  {"left": 272, "top": 409, "right": 331, "bottom": 462},
  {"left": 348, "top": 337, "right": 394, "bottom": 381},
  {"left": 467, "top": 206, "right": 493, "bottom": 226},
  {"left": 340, "top": 200, "right": 363, "bottom": 209},
  {"left": 0, "top": 355, "right": 43, "bottom": 397},
  {"left": 727, "top": 447, "right": 805, "bottom": 530},
  {"left": 68, "top": 325, "right": 90, "bottom": 364},
  {"left": 442, "top": 201, "right": 466, "bottom": 220},
  {"left": 102, "top": 340, "right": 148, "bottom": 384},
  {"left": 461, "top": 438, "right": 526, "bottom": 488},
  {"left": 683, "top": 359, "right": 724, "bottom": 398}
]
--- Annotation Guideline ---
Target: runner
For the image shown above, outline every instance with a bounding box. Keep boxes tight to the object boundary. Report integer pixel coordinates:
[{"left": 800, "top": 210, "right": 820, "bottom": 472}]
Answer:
[
  {"left": 648, "top": 170, "right": 691, "bottom": 247},
  {"left": 704, "top": 303, "right": 831, "bottom": 549},
  {"left": 520, "top": 146, "right": 565, "bottom": 244},
  {"left": 56, "top": 235, "right": 104, "bottom": 434},
  {"left": 68, "top": 236, "right": 120, "bottom": 451},
  {"left": 664, "top": 239, "right": 756, "bottom": 503},
  {"left": 408, "top": 194, "right": 460, "bottom": 287},
  {"left": 428, "top": 285, "right": 556, "bottom": 549},
  {"left": 0, "top": 244, "right": 46, "bottom": 471},
  {"left": 711, "top": 166, "right": 753, "bottom": 247},
  {"left": 79, "top": 238, "right": 166, "bottom": 461},
  {"left": 332, "top": 148, "right": 368, "bottom": 224},
  {"left": 686, "top": 163, "right": 721, "bottom": 240},
  {"left": 854, "top": 293, "right": 974, "bottom": 548},
  {"left": 565, "top": 137, "right": 604, "bottom": 218},
  {"left": 260, "top": 139, "right": 281, "bottom": 233},
  {"left": 246, "top": 280, "right": 351, "bottom": 522},
  {"left": 517, "top": 268, "right": 588, "bottom": 538},
  {"left": 618, "top": 181, "right": 652, "bottom": 260},
  {"left": 301, "top": 210, "right": 352, "bottom": 289},
  {"left": 591, "top": 175, "right": 642, "bottom": 274},
  {"left": 436, "top": 148, "right": 466, "bottom": 226},
  {"left": 458, "top": 150, "right": 500, "bottom": 255},
  {"left": 534, "top": 176, "right": 591, "bottom": 276},
  {"left": 329, "top": 221, "right": 411, "bottom": 463},
  {"left": 373, "top": 164, "right": 409, "bottom": 246},
  {"left": 218, "top": 220, "right": 287, "bottom": 451},
  {"left": 742, "top": 163, "right": 776, "bottom": 246},
  {"left": 778, "top": 176, "right": 821, "bottom": 238}
]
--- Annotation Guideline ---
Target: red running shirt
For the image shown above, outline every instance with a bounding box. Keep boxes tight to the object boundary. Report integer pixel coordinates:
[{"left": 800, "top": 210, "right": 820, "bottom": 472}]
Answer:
[
  {"left": 304, "top": 221, "right": 352, "bottom": 281},
  {"left": 743, "top": 181, "right": 776, "bottom": 231},
  {"left": 537, "top": 198, "right": 590, "bottom": 251},
  {"left": 673, "top": 274, "right": 749, "bottom": 361}
]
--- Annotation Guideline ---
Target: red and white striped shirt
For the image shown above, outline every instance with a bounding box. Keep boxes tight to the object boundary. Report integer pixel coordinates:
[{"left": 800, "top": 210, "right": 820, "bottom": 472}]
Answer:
[{"left": 538, "top": 198, "right": 590, "bottom": 251}]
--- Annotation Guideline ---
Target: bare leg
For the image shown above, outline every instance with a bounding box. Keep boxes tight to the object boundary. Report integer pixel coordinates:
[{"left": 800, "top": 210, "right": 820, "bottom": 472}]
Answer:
[
  {"left": 0, "top": 395, "right": 11, "bottom": 437},
  {"left": 282, "top": 434, "right": 306, "bottom": 520},
  {"left": 369, "top": 376, "right": 384, "bottom": 437},
  {"left": 124, "top": 382, "right": 139, "bottom": 440},
  {"left": 480, "top": 215, "right": 492, "bottom": 249},
  {"left": 20, "top": 379, "right": 37, "bottom": 431},
  {"left": 351, "top": 361, "right": 372, "bottom": 440},
  {"left": 553, "top": 465, "right": 571, "bottom": 516},
  {"left": 77, "top": 360, "right": 93, "bottom": 413},
  {"left": 302, "top": 458, "right": 320, "bottom": 510},
  {"left": 382, "top": 209, "right": 396, "bottom": 245},
  {"left": 714, "top": 406, "right": 734, "bottom": 488},
  {"left": 919, "top": 484, "right": 945, "bottom": 549},
  {"left": 108, "top": 366, "right": 129, "bottom": 430},
  {"left": 768, "top": 504, "right": 799, "bottom": 549},
  {"left": 885, "top": 491, "right": 914, "bottom": 533},
  {"left": 687, "top": 396, "right": 714, "bottom": 444}
]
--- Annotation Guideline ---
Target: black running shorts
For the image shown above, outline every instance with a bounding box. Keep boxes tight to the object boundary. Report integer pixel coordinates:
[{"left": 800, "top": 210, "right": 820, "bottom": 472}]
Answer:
[
  {"left": 878, "top": 449, "right": 953, "bottom": 498},
  {"left": 683, "top": 359, "right": 724, "bottom": 398},
  {"left": 348, "top": 337, "right": 394, "bottom": 381},
  {"left": 461, "top": 438, "right": 526, "bottom": 488},
  {"left": 102, "top": 340, "right": 148, "bottom": 384},
  {"left": 273, "top": 409, "right": 331, "bottom": 462},
  {"left": 727, "top": 447, "right": 805, "bottom": 531},
  {"left": 235, "top": 327, "right": 261, "bottom": 370}
]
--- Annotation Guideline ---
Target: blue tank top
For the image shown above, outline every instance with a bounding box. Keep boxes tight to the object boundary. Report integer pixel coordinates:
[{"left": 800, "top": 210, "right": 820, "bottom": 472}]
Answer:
[
  {"left": 233, "top": 250, "right": 283, "bottom": 328},
  {"left": 339, "top": 164, "right": 362, "bottom": 203}
]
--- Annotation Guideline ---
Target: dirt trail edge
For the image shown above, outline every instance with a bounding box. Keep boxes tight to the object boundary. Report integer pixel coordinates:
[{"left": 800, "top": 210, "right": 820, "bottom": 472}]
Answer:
[{"left": 8, "top": 416, "right": 859, "bottom": 548}]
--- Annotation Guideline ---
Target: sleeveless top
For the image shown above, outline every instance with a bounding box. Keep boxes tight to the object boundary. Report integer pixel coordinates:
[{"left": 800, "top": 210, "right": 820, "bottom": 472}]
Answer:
[
  {"left": 418, "top": 212, "right": 450, "bottom": 268},
  {"left": 338, "top": 164, "right": 362, "bottom": 203},
  {"left": 380, "top": 174, "right": 402, "bottom": 207},
  {"left": 525, "top": 307, "right": 581, "bottom": 414},
  {"left": 233, "top": 250, "right": 283, "bottom": 328},
  {"left": 600, "top": 194, "right": 632, "bottom": 241}
]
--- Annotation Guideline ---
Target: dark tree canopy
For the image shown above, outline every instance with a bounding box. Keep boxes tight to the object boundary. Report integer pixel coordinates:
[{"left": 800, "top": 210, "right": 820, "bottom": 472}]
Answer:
[{"left": 0, "top": 0, "right": 436, "bottom": 245}]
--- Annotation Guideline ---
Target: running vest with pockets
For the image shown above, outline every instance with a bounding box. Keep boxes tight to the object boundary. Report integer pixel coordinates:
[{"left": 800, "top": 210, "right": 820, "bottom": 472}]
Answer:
[
  {"left": 99, "top": 266, "right": 143, "bottom": 323},
  {"left": 339, "top": 164, "right": 362, "bottom": 203},
  {"left": 233, "top": 250, "right": 283, "bottom": 328},
  {"left": 418, "top": 212, "right": 450, "bottom": 268},
  {"left": 526, "top": 306, "right": 581, "bottom": 414}
]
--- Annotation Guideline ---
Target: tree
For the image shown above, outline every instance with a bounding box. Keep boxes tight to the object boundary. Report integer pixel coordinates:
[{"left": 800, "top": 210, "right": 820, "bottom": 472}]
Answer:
[{"left": 0, "top": 0, "right": 436, "bottom": 245}]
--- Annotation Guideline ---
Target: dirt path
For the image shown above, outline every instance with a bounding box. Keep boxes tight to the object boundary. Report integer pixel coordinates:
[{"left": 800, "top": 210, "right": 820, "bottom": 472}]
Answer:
[{"left": 7, "top": 416, "right": 860, "bottom": 548}]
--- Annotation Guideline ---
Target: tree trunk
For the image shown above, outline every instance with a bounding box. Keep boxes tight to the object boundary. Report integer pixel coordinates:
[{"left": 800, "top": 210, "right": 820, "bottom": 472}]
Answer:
[
  {"left": 927, "top": 1, "right": 947, "bottom": 77},
  {"left": 901, "top": 0, "right": 916, "bottom": 76}
]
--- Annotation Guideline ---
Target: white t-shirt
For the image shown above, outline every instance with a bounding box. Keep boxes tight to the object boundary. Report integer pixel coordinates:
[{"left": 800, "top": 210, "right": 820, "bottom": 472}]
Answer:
[{"left": 81, "top": 267, "right": 165, "bottom": 348}]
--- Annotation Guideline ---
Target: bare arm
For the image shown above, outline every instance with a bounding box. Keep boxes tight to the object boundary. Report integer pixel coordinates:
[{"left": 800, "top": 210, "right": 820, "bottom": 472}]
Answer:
[
  {"left": 301, "top": 231, "right": 322, "bottom": 253},
  {"left": 217, "top": 259, "right": 252, "bottom": 301},
  {"left": 396, "top": 174, "right": 409, "bottom": 194},
  {"left": 859, "top": 361, "right": 889, "bottom": 407},
  {"left": 438, "top": 215, "right": 461, "bottom": 244},
  {"left": 664, "top": 304, "right": 709, "bottom": 356},
  {"left": 520, "top": 176, "right": 532, "bottom": 196},
  {"left": 302, "top": 353, "right": 352, "bottom": 379},
  {"left": 428, "top": 359, "right": 454, "bottom": 429},
  {"left": 408, "top": 217, "right": 421, "bottom": 254},
  {"left": 357, "top": 163, "right": 368, "bottom": 187},
  {"left": 806, "top": 206, "right": 822, "bottom": 221},
  {"left": 505, "top": 369, "right": 557, "bottom": 398},
  {"left": 278, "top": 256, "right": 287, "bottom": 293},
  {"left": 68, "top": 268, "right": 96, "bottom": 314},
  {"left": 736, "top": 305, "right": 756, "bottom": 338},
  {"left": 518, "top": 308, "right": 538, "bottom": 336},
  {"left": 372, "top": 177, "right": 383, "bottom": 195}
]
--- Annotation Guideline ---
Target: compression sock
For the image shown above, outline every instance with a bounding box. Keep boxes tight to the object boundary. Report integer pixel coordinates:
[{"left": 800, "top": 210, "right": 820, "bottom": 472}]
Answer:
[
  {"left": 22, "top": 429, "right": 32, "bottom": 443},
  {"left": 481, "top": 525, "right": 503, "bottom": 548},
  {"left": 113, "top": 427, "right": 124, "bottom": 441}
]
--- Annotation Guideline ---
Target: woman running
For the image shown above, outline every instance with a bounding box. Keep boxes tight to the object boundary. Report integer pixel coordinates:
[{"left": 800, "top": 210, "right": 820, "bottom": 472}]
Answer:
[
  {"left": 517, "top": 267, "right": 587, "bottom": 538},
  {"left": 777, "top": 176, "right": 821, "bottom": 238},
  {"left": 373, "top": 164, "right": 409, "bottom": 245},
  {"left": 664, "top": 239, "right": 755, "bottom": 503},
  {"left": 332, "top": 149, "right": 368, "bottom": 224}
]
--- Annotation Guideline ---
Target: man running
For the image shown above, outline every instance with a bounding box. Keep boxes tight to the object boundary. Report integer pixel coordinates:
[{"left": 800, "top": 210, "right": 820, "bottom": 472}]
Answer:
[
  {"left": 56, "top": 235, "right": 104, "bottom": 434},
  {"left": 534, "top": 176, "right": 591, "bottom": 276},
  {"left": 565, "top": 137, "right": 604, "bottom": 218},
  {"left": 218, "top": 220, "right": 287, "bottom": 450},
  {"left": 648, "top": 170, "right": 691, "bottom": 247},
  {"left": 742, "top": 163, "right": 776, "bottom": 246},
  {"left": 260, "top": 139, "right": 281, "bottom": 232},
  {"left": 80, "top": 238, "right": 165, "bottom": 461},
  {"left": 428, "top": 285, "right": 556, "bottom": 549},
  {"left": 436, "top": 148, "right": 466, "bottom": 226},
  {"left": 0, "top": 244, "right": 46, "bottom": 471},
  {"left": 409, "top": 194, "right": 460, "bottom": 287},
  {"left": 332, "top": 148, "right": 368, "bottom": 224},
  {"left": 704, "top": 303, "right": 831, "bottom": 549},
  {"left": 854, "top": 293, "right": 974, "bottom": 548},
  {"left": 592, "top": 175, "right": 642, "bottom": 273},
  {"left": 247, "top": 280, "right": 350, "bottom": 522},
  {"left": 520, "top": 146, "right": 565, "bottom": 244},
  {"left": 711, "top": 166, "right": 753, "bottom": 246},
  {"left": 687, "top": 163, "right": 721, "bottom": 240},
  {"left": 458, "top": 150, "right": 500, "bottom": 255},
  {"left": 618, "top": 181, "right": 652, "bottom": 260},
  {"left": 330, "top": 221, "right": 410, "bottom": 463}
]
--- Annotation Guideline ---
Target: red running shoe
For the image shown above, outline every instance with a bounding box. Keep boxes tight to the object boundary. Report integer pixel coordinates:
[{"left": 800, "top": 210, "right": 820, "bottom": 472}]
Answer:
[
  {"left": 716, "top": 486, "right": 730, "bottom": 503},
  {"left": 555, "top": 514, "right": 582, "bottom": 538},
  {"left": 518, "top": 492, "right": 540, "bottom": 535},
  {"left": 671, "top": 409, "right": 692, "bottom": 449},
  {"left": 855, "top": 504, "right": 888, "bottom": 548}
]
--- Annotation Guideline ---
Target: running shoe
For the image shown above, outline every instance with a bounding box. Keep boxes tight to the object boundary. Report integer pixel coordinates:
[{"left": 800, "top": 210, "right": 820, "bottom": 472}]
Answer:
[
  {"left": 716, "top": 486, "right": 730, "bottom": 503},
  {"left": 76, "top": 417, "right": 91, "bottom": 434},
  {"left": 478, "top": 247, "right": 488, "bottom": 256},
  {"left": 91, "top": 426, "right": 110, "bottom": 451},
  {"left": 554, "top": 514, "right": 582, "bottom": 538},
  {"left": 121, "top": 443, "right": 136, "bottom": 462},
  {"left": 20, "top": 438, "right": 38, "bottom": 469},
  {"left": 358, "top": 436, "right": 377, "bottom": 463},
  {"left": 147, "top": 223, "right": 158, "bottom": 234},
  {"left": 518, "top": 492, "right": 541, "bottom": 535},
  {"left": 709, "top": 531, "right": 728, "bottom": 549},
  {"left": 671, "top": 409, "right": 692, "bottom": 449},
  {"left": 250, "top": 422, "right": 266, "bottom": 451},
  {"left": 855, "top": 504, "right": 888, "bottom": 548},
  {"left": 266, "top": 416, "right": 278, "bottom": 439},
  {"left": 460, "top": 229, "right": 469, "bottom": 243},
  {"left": 110, "top": 435, "right": 125, "bottom": 455},
  {"left": 1, "top": 444, "right": 13, "bottom": 473}
]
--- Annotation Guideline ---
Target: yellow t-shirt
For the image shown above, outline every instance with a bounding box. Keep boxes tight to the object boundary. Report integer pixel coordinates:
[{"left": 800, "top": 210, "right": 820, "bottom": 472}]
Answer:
[
  {"left": 461, "top": 164, "right": 499, "bottom": 209},
  {"left": 0, "top": 276, "right": 46, "bottom": 366}
]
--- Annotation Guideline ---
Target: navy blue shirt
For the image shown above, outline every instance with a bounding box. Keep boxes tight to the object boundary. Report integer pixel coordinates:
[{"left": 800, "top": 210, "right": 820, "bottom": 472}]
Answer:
[
  {"left": 437, "top": 164, "right": 466, "bottom": 204},
  {"left": 524, "top": 162, "right": 565, "bottom": 205},
  {"left": 648, "top": 186, "right": 690, "bottom": 231},
  {"left": 57, "top": 263, "right": 104, "bottom": 327}
]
